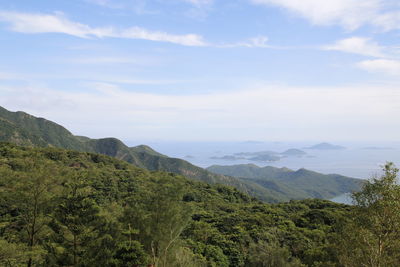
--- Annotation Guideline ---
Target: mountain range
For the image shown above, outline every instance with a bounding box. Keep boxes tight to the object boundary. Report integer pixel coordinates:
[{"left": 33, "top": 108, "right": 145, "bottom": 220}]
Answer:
[
  {"left": 305, "top": 142, "right": 346, "bottom": 150},
  {"left": 207, "top": 164, "right": 364, "bottom": 200},
  {"left": 0, "top": 106, "right": 363, "bottom": 202}
]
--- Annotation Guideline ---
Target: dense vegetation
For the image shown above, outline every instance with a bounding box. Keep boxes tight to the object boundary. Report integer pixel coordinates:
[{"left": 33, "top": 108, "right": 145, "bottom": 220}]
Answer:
[
  {"left": 0, "top": 106, "right": 362, "bottom": 202},
  {"left": 207, "top": 164, "right": 364, "bottom": 201},
  {"left": 1, "top": 143, "right": 399, "bottom": 266},
  {"left": 0, "top": 143, "right": 355, "bottom": 266}
]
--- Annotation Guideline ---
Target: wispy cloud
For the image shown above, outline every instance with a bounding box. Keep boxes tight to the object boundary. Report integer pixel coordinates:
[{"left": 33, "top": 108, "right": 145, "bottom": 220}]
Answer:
[
  {"left": 182, "top": 0, "right": 214, "bottom": 7},
  {"left": 221, "top": 36, "right": 270, "bottom": 48},
  {"left": 323, "top": 37, "right": 386, "bottom": 58},
  {"left": 357, "top": 59, "right": 400, "bottom": 76},
  {"left": 85, "top": 0, "right": 158, "bottom": 15},
  {"left": 0, "top": 11, "right": 206, "bottom": 46},
  {"left": 0, "top": 11, "right": 277, "bottom": 49},
  {"left": 250, "top": 0, "right": 400, "bottom": 31}
]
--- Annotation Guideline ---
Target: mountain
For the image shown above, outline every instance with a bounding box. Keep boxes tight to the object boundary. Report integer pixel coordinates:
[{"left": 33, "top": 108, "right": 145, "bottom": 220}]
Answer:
[
  {"left": 207, "top": 164, "right": 364, "bottom": 201},
  {"left": 305, "top": 142, "right": 346, "bottom": 150},
  {"left": 0, "top": 106, "right": 280, "bottom": 202},
  {"left": 280, "top": 148, "right": 307, "bottom": 156},
  {"left": 0, "top": 142, "right": 352, "bottom": 266},
  {"left": 214, "top": 149, "right": 306, "bottom": 163}
]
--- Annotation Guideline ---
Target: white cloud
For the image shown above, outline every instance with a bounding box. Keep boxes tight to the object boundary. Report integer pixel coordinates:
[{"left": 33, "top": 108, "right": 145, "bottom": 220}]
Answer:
[
  {"left": 0, "top": 11, "right": 206, "bottom": 46},
  {"left": 323, "top": 37, "right": 385, "bottom": 57},
  {"left": 1, "top": 83, "right": 400, "bottom": 141},
  {"left": 182, "top": 0, "right": 213, "bottom": 6},
  {"left": 0, "top": 11, "right": 274, "bottom": 49},
  {"left": 219, "top": 36, "right": 269, "bottom": 48},
  {"left": 357, "top": 59, "right": 400, "bottom": 75},
  {"left": 238, "top": 36, "right": 269, "bottom": 48},
  {"left": 250, "top": 0, "right": 400, "bottom": 31}
]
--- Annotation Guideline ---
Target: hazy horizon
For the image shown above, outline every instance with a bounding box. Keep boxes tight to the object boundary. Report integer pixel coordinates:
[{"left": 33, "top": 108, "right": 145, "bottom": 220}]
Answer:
[{"left": 1, "top": 1, "right": 400, "bottom": 141}]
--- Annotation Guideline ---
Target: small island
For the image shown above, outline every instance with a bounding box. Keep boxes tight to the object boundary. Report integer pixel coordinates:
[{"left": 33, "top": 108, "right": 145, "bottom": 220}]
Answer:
[{"left": 305, "top": 142, "right": 345, "bottom": 150}]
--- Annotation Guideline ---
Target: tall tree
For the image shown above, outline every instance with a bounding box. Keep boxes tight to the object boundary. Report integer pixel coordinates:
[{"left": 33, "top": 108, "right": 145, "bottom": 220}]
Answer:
[
  {"left": 337, "top": 162, "right": 400, "bottom": 267},
  {"left": 47, "top": 170, "right": 114, "bottom": 266},
  {"left": 0, "top": 157, "right": 59, "bottom": 267},
  {"left": 124, "top": 173, "right": 192, "bottom": 267}
]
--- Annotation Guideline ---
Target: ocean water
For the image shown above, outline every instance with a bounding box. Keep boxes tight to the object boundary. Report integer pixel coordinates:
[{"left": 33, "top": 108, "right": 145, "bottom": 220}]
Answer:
[{"left": 125, "top": 140, "right": 400, "bottom": 179}]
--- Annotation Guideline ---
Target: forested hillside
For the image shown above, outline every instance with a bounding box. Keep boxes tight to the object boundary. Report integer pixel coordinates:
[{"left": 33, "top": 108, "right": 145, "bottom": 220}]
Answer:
[
  {"left": 0, "top": 143, "right": 352, "bottom": 266},
  {"left": 207, "top": 164, "right": 364, "bottom": 201}
]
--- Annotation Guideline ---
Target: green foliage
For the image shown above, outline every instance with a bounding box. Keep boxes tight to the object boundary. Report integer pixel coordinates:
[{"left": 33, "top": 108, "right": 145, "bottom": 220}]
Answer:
[
  {"left": 114, "top": 241, "right": 148, "bottom": 267},
  {"left": 207, "top": 164, "right": 364, "bottom": 201},
  {"left": 246, "top": 240, "right": 304, "bottom": 267},
  {"left": 0, "top": 143, "right": 356, "bottom": 266},
  {"left": 123, "top": 173, "right": 192, "bottom": 266},
  {"left": 336, "top": 162, "right": 400, "bottom": 267}
]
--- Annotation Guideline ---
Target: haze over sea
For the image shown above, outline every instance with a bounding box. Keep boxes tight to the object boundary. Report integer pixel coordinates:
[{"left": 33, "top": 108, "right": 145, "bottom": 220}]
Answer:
[{"left": 126, "top": 140, "right": 400, "bottom": 179}]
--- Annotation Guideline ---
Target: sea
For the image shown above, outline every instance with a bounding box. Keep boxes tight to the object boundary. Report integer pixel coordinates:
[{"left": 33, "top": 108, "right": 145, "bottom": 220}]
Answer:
[{"left": 126, "top": 140, "right": 400, "bottom": 204}]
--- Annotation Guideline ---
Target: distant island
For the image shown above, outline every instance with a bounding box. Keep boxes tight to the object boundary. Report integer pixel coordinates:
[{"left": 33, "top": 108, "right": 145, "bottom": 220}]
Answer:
[
  {"left": 305, "top": 142, "right": 346, "bottom": 150},
  {"left": 280, "top": 148, "right": 307, "bottom": 156},
  {"left": 241, "top": 140, "right": 265, "bottom": 144},
  {"left": 210, "top": 155, "right": 245, "bottom": 160},
  {"left": 362, "top": 146, "right": 394, "bottom": 150},
  {"left": 248, "top": 154, "right": 281, "bottom": 162},
  {"left": 210, "top": 148, "right": 307, "bottom": 162}
]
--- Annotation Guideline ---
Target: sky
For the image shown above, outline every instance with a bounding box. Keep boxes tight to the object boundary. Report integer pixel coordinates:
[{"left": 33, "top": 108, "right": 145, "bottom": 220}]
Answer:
[{"left": 0, "top": 0, "right": 400, "bottom": 142}]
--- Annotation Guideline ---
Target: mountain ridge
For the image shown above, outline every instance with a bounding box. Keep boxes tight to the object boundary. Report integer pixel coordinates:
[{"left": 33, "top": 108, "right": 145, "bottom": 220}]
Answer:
[
  {"left": 0, "top": 106, "right": 362, "bottom": 202},
  {"left": 0, "top": 106, "right": 281, "bottom": 202},
  {"left": 207, "top": 163, "right": 364, "bottom": 200}
]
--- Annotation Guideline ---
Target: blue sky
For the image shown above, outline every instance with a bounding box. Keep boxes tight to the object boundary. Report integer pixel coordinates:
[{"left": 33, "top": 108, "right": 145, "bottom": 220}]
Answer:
[{"left": 0, "top": 0, "right": 400, "bottom": 142}]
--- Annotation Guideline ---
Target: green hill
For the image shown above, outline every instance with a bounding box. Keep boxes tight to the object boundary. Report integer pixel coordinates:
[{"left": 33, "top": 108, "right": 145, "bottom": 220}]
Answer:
[
  {"left": 0, "top": 143, "right": 353, "bottom": 266},
  {"left": 0, "top": 106, "right": 281, "bottom": 202},
  {"left": 207, "top": 164, "right": 364, "bottom": 200}
]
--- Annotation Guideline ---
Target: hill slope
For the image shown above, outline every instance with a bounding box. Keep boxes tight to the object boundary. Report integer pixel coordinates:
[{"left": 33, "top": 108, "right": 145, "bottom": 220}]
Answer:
[
  {"left": 0, "top": 142, "right": 352, "bottom": 266},
  {"left": 0, "top": 106, "right": 280, "bottom": 202},
  {"left": 207, "top": 164, "right": 364, "bottom": 200}
]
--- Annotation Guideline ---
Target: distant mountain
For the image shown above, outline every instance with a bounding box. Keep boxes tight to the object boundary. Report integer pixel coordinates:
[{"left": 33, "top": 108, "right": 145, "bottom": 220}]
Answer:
[
  {"left": 210, "top": 155, "right": 244, "bottom": 160},
  {"left": 234, "top": 150, "right": 278, "bottom": 157},
  {"left": 207, "top": 164, "right": 364, "bottom": 201},
  {"left": 280, "top": 148, "right": 307, "bottom": 156},
  {"left": 248, "top": 154, "right": 281, "bottom": 162},
  {"left": 0, "top": 106, "right": 282, "bottom": 202},
  {"left": 241, "top": 140, "right": 264, "bottom": 144},
  {"left": 305, "top": 142, "right": 345, "bottom": 150},
  {"left": 213, "top": 148, "right": 306, "bottom": 163}
]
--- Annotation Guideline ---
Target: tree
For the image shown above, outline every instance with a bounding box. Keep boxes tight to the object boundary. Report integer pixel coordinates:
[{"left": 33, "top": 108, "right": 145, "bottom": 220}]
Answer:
[
  {"left": 123, "top": 173, "right": 192, "bottom": 267},
  {"left": 337, "top": 162, "right": 400, "bottom": 267},
  {"left": 47, "top": 170, "right": 115, "bottom": 267},
  {"left": 0, "top": 158, "right": 60, "bottom": 267}
]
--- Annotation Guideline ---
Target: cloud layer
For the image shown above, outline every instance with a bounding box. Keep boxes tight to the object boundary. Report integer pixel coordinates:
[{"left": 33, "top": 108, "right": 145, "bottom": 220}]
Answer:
[{"left": 1, "top": 83, "right": 399, "bottom": 141}]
